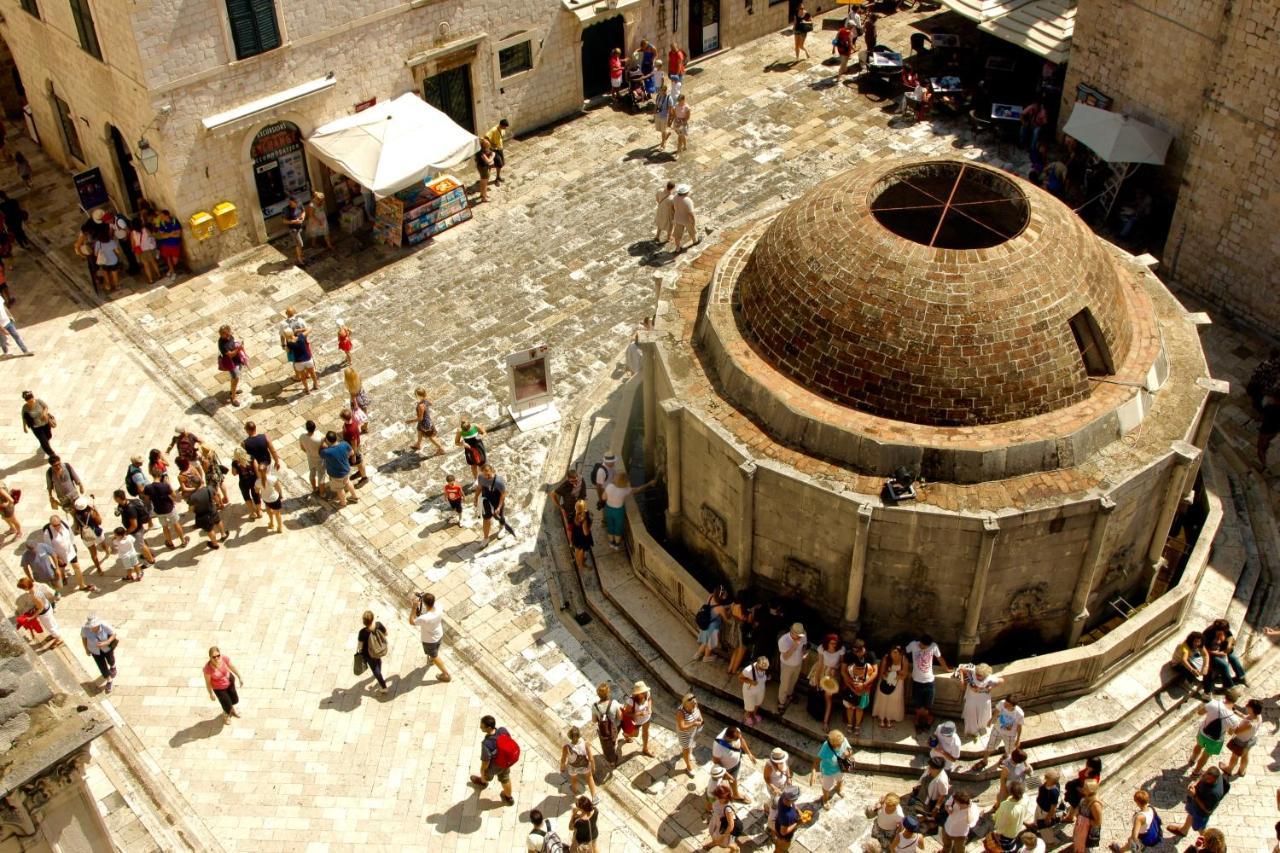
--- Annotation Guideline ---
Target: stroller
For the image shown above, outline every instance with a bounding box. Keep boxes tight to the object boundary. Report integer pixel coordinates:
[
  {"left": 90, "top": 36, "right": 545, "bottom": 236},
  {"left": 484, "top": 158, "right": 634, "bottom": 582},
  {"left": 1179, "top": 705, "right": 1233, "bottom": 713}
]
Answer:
[{"left": 625, "top": 62, "right": 653, "bottom": 113}]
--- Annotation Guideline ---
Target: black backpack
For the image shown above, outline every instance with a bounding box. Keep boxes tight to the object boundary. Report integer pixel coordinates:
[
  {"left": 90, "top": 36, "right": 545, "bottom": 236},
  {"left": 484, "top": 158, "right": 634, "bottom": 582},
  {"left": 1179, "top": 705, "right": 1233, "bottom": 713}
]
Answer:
[
  {"left": 695, "top": 603, "right": 713, "bottom": 630},
  {"left": 128, "top": 497, "right": 151, "bottom": 525},
  {"left": 125, "top": 464, "right": 143, "bottom": 497},
  {"left": 590, "top": 462, "right": 607, "bottom": 487}
]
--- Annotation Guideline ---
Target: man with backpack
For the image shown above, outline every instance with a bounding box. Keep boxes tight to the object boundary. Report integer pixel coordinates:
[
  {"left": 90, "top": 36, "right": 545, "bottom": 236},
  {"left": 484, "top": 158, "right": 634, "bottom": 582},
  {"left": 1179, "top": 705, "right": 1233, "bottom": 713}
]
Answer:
[
  {"left": 592, "top": 454, "right": 617, "bottom": 510},
  {"left": 592, "top": 683, "right": 623, "bottom": 775},
  {"left": 125, "top": 455, "right": 148, "bottom": 503},
  {"left": 471, "top": 714, "right": 518, "bottom": 805},
  {"left": 526, "top": 809, "right": 567, "bottom": 852},
  {"left": 112, "top": 488, "right": 157, "bottom": 566}
]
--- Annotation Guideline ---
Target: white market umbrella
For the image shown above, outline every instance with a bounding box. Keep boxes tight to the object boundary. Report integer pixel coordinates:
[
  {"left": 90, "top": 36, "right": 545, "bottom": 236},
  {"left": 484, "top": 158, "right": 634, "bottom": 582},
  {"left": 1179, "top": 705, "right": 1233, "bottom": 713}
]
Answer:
[
  {"left": 1063, "top": 103, "right": 1173, "bottom": 218},
  {"left": 1062, "top": 103, "right": 1172, "bottom": 165},
  {"left": 306, "top": 93, "right": 479, "bottom": 197}
]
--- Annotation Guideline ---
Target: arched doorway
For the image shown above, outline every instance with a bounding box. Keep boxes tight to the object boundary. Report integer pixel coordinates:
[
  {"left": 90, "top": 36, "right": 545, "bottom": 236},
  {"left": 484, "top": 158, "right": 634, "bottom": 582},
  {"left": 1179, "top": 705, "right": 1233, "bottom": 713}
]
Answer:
[
  {"left": 107, "top": 124, "right": 144, "bottom": 213},
  {"left": 250, "top": 120, "right": 311, "bottom": 229},
  {"left": 581, "top": 16, "right": 625, "bottom": 100}
]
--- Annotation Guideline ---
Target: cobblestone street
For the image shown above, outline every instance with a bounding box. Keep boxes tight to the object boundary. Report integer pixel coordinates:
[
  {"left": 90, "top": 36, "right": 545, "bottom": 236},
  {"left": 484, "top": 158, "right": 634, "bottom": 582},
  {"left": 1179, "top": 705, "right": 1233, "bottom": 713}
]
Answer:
[{"left": 3, "top": 5, "right": 1280, "bottom": 852}]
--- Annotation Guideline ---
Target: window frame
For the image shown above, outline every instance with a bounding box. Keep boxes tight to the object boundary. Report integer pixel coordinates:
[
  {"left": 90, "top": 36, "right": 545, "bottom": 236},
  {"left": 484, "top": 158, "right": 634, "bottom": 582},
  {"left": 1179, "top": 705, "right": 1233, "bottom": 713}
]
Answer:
[
  {"left": 225, "top": 0, "right": 282, "bottom": 61},
  {"left": 497, "top": 40, "right": 534, "bottom": 79},
  {"left": 52, "top": 91, "right": 85, "bottom": 163},
  {"left": 68, "top": 0, "right": 103, "bottom": 60}
]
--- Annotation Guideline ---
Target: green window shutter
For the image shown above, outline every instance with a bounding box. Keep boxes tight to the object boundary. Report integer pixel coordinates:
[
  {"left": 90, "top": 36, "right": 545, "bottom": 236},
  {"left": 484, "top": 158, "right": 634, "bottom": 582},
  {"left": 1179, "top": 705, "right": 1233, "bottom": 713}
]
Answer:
[
  {"left": 227, "top": 0, "right": 279, "bottom": 59},
  {"left": 69, "top": 0, "right": 103, "bottom": 60}
]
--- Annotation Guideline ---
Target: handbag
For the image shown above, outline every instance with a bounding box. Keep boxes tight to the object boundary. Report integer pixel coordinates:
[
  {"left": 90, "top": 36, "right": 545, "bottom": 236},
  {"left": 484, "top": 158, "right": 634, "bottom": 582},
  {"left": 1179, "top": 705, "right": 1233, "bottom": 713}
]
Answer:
[{"left": 353, "top": 652, "right": 368, "bottom": 676}]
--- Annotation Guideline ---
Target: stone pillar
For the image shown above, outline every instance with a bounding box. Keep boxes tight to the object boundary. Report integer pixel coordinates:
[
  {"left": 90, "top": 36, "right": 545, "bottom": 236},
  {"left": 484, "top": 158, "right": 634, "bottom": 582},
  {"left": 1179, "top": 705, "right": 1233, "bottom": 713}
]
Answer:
[
  {"left": 1145, "top": 441, "right": 1201, "bottom": 599},
  {"left": 843, "top": 502, "right": 875, "bottom": 629},
  {"left": 641, "top": 341, "right": 658, "bottom": 481},
  {"left": 1066, "top": 495, "right": 1118, "bottom": 647},
  {"left": 958, "top": 516, "right": 1001, "bottom": 661},
  {"left": 1186, "top": 377, "right": 1229, "bottom": 486},
  {"left": 660, "top": 399, "right": 683, "bottom": 539},
  {"left": 735, "top": 461, "right": 756, "bottom": 587}
]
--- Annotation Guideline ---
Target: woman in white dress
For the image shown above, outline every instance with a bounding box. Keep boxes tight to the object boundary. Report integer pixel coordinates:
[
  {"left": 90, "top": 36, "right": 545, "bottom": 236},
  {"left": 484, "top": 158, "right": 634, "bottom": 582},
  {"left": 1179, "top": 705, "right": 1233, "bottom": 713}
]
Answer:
[{"left": 960, "top": 662, "right": 1001, "bottom": 739}]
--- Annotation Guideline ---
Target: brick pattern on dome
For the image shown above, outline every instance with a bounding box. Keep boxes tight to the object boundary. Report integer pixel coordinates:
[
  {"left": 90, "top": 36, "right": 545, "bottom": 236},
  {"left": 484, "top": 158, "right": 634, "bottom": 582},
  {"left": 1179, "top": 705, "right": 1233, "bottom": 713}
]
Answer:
[{"left": 735, "top": 158, "right": 1135, "bottom": 427}]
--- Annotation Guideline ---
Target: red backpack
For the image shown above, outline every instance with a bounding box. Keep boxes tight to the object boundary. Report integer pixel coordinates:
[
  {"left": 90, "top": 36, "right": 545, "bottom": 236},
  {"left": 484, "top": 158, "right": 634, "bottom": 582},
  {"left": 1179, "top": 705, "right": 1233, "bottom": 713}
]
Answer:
[{"left": 493, "top": 731, "right": 521, "bottom": 768}]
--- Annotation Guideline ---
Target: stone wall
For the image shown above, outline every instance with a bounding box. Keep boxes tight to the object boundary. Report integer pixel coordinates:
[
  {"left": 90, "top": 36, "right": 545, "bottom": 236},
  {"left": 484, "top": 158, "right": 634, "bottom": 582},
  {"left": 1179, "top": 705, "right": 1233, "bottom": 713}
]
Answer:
[
  {"left": 654, "top": 366, "right": 1185, "bottom": 656},
  {"left": 1065, "top": 0, "right": 1280, "bottom": 337}
]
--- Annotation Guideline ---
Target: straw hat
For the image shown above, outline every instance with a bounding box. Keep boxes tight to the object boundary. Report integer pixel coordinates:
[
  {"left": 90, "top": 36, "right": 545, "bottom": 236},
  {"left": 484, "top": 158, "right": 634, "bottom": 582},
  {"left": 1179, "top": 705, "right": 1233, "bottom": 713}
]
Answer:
[
  {"left": 632, "top": 681, "right": 650, "bottom": 695},
  {"left": 770, "top": 748, "right": 788, "bottom": 764}
]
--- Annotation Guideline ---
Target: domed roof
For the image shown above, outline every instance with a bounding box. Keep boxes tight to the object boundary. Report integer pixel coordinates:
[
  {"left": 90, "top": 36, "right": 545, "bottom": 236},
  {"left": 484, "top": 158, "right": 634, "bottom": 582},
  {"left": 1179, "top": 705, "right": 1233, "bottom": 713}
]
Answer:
[{"left": 735, "top": 158, "right": 1135, "bottom": 427}]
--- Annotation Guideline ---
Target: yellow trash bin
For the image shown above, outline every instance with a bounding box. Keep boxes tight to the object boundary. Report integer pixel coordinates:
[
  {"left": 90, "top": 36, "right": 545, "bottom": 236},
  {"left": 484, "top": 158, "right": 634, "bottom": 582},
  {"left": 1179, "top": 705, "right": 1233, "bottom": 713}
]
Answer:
[
  {"left": 189, "top": 211, "right": 216, "bottom": 241},
  {"left": 212, "top": 202, "right": 238, "bottom": 231}
]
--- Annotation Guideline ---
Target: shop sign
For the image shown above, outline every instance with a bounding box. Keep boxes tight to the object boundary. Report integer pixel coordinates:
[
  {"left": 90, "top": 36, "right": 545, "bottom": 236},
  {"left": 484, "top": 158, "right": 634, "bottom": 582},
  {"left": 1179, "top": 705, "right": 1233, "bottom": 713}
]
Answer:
[{"left": 73, "top": 167, "right": 110, "bottom": 211}]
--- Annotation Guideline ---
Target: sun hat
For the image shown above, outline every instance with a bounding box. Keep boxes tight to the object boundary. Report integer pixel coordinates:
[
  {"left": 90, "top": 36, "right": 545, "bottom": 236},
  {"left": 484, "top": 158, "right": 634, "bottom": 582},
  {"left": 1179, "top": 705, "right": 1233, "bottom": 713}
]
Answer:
[
  {"left": 770, "top": 748, "right": 788, "bottom": 763},
  {"left": 791, "top": 622, "right": 806, "bottom": 635},
  {"left": 710, "top": 765, "right": 726, "bottom": 778},
  {"left": 632, "top": 681, "right": 650, "bottom": 694},
  {"left": 675, "top": 184, "right": 692, "bottom": 195},
  {"left": 74, "top": 496, "right": 90, "bottom": 510}
]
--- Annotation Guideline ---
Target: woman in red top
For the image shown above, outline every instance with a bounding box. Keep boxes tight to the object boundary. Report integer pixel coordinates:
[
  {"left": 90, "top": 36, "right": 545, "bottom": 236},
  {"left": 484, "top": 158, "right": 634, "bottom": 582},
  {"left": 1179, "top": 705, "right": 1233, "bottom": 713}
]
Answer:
[
  {"left": 340, "top": 408, "right": 369, "bottom": 485},
  {"left": 203, "top": 646, "right": 245, "bottom": 721},
  {"left": 609, "top": 48, "right": 625, "bottom": 102}
]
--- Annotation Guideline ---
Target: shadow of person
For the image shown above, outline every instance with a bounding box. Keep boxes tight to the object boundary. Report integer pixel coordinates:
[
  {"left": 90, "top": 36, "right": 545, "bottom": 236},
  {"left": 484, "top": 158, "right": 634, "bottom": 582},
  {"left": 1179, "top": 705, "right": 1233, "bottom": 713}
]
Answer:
[
  {"left": 318, "top": 681, "right": 376, "bottom": 714},
  {"left": 656, "top": 790, "right": 707, "bottom": 848},
  {"left": 168, "top": 714, "right": 227, "bottom": 748},
  {"left": 0, "top": 453, "right": 46, "bottom": 480},
  {"left": 426, "top": 794, "right": 505, "bottom": 836},
  {"left": 530, "top": 793, "right": 573, "bottom": 821}
]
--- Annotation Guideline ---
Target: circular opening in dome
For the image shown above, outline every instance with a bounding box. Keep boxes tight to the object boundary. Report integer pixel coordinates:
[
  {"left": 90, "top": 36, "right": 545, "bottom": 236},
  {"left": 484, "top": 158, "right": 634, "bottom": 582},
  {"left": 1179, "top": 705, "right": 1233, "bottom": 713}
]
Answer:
[{"left": 869, "top": 162, "right": 1029, "bottom": 249}]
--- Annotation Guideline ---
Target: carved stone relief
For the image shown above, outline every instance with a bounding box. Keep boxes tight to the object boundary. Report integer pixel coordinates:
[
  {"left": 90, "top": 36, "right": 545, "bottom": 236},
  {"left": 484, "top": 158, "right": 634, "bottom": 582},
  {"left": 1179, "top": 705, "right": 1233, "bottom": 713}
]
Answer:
[
  {"left": 1008, "top": 583, "right": 1051, "bottom": 622},
  {"left": 699, "top": 503, "right": 727, "bottom": 547}
]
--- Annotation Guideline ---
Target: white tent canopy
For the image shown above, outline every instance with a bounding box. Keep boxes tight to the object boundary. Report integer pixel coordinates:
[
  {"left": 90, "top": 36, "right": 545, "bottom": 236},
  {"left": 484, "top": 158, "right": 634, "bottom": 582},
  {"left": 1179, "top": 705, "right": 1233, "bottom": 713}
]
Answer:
[{"left": 306, "top": 93, "right": 479, "bottom": 197}]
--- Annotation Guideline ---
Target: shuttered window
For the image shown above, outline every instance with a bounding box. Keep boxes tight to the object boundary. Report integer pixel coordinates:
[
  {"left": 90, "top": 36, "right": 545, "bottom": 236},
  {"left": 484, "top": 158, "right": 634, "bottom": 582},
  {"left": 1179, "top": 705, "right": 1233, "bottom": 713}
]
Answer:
[
  {"left": 226, "top": 0, "right": 281, "bottom": 60},
  {"left": 68, "top": 0, "right": 103, "bottom": 60},
  {"left": 53, "top": 93, "right": 84, "bottom": 162}
]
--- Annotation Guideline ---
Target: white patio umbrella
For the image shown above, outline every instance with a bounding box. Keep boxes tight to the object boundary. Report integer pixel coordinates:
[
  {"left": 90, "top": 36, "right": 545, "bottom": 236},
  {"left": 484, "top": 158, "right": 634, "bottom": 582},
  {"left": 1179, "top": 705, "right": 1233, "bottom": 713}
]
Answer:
[
  {"left": 1062, "top": 103, "right": 1173, "bottom": 165},
  {"left": 1063, "top": 103, "right": 1173, "bottom": 217}
]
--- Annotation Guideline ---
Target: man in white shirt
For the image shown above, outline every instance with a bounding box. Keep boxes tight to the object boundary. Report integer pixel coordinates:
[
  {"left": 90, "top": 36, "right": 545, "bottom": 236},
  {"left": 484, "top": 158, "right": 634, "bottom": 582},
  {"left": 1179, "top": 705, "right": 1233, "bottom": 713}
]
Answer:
[
  {"left": 983, "top": 695, "right": 1025, "bottom": 760},
  {"left": 776, "top": 623, "right": 807, "bottom": 712},
  {"left": 905, "top": 632, "right": 949, "bottom": 731},
  {"left": 526, "top": 808, "right": 565, "bottom": 852},
  {"left": 409, "top": 592, "right": 451, "bottom": 682},
  {"left": 918, "top": 756, "right": 950, "bottom": 821},
  {"left": 942, "top": 790, "right": 980, "bottom": 853},
  {"left": 1190, "top": 686, "right": 1241, "bottom": 774},
  {"left": 299, "top": 420, "right": 328, "bottom": 496}
]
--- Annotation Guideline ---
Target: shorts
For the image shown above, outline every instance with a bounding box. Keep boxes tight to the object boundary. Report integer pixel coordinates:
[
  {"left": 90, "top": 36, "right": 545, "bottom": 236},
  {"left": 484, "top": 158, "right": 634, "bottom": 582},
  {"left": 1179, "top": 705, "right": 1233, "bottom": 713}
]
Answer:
[
  {"left": 568, "top": 762, "right": 591, "bottom": 778},
  {"left": 290, "top": 227, "right": 304, "bottom": 247},
  {"left": 294, "top": 359, "right": 313, "bottom": 372},
  {"left": 912, "top": 680, "right": 936, "bottom": 710},
  {"left": 605, "top": 504, "right": 626, "bottom": 536},
  {"left": 98, "top": 261, "right": 121, "bottom": 272},
  {"left": 131, "top": 529, "right": 149, "bottom": 548},
  {"left": 159, "top": 244, "right": 180, "bottom": 262},
  {"left": 821, "top": 771, "right": 841, "bottom": 792},
  {"left": 1195, "top": 731, "right": 1224, "bottom": 755},
  {"left": 844, "top": 691, "right": 871, "bottom": 710},
  {"left": 330, "top": 475, "right": 350, "bottom": 492},
  {"left": 265, "top": 498, "right": 283, "bottom": 511},
  {"left": 1185, "top": 798, "right": 1209, "bottom": 832},
  {"left": 119, "top": 551, "right": 140, "bottom": 569},
  {"left": 308, "top": 459, "right": 329, "bottom": 484},
  {"left": 226, "top": 364, "right": 241, "bottom": 379},
  {"left": 422, "top": 640, "right": 442, "bottom": 658},
  {"left": 417, "top": 423, "right": 437, "bottom": 437},
  {"left": 82, "top": 528, "right": 108, "bottom": 548},
  {"left": 1226, "top": 735, "right": 1256, "bottom": 755},
  {"left": 483, "top": 766, "right": 511, "bottom": 785},
  {"left": 492, "top": 150, "right": 505, "bottom": 169},
  {"left": 448, "top": 498, "right": 463, "bottom": 514},
  {"left": 157, "top": 511, "right": 180, "bottom": 528},
  {"left": 481, "top": 499, "right": 498, "bottom": 519}
]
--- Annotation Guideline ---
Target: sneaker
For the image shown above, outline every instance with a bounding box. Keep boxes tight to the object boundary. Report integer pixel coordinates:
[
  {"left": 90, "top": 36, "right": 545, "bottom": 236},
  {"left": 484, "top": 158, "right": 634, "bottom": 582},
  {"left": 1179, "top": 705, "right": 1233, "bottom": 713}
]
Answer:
[
  {"left": 438, "top": 673, "right": 452, "bottom": 682},
  {"left": 500, "top": 794, "right": 515, "bottom": 806},
  {"left": 104, "top": 680, "right": 113, "bottom": 694}
]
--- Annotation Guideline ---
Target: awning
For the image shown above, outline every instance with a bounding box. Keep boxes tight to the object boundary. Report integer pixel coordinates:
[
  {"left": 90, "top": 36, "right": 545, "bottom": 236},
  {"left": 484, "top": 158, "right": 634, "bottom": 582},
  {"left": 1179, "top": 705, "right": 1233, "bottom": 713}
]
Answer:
[
  {"left": 977, "top": 0, "right": 1076, "bottom": 64},
  {"left": 305, "top": 93, "right": 478, "bottom": 196},
  {"left": 561, "top": 0, "right": 640, "bottom": 24},
  {"left": 202, "top": 74, "right": 336, "bottom": 132},
  {"left": 940, "top": 0, "right": 1034, "bottom": 22}
]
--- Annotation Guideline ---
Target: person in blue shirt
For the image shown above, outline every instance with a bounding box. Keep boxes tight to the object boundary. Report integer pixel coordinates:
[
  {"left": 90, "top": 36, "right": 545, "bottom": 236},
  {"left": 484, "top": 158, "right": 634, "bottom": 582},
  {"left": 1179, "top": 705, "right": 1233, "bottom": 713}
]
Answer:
[{"left": 319, "top": 431, "right": 358, "bottom": 507}]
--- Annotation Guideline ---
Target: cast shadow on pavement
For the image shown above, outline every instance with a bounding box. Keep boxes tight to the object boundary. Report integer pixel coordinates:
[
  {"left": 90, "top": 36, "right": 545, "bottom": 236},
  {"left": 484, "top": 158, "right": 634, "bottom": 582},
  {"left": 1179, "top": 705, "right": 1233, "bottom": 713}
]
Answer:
[
  {"left": 656, "top": 790, "right": 711, "bottom": 849},
  {"left": 530, "top": 792, "right": 573, "bottom": 821},
  {"left": 426, "top": 795, "right": 506, "bottom": 835},
  {"left": 0, "top": 453, "right": 45, "bottom": 480},
  {"left": 318, "top": 678, "right": 387, "bottom": 713},
  {"left": 168, "top": 715, "right": 227, "bottom": 748},
  {"left": 764, "top": 59, "right": 803, "bottom": 73}
]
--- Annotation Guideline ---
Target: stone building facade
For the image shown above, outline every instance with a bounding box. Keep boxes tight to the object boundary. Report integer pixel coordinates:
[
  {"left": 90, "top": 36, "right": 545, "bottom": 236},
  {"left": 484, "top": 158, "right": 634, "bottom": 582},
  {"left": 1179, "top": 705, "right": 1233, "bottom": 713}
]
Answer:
[
  {"left": 0, "top": 0, "right": 824, "bottom": 267},
  {"left": 1, "top": 622, "right": 114, "bottom": 852},
  {"left": 1064, "top": 0, "right": 1280, "bottom": 337},
  {"left": 639, "top": 157, "right": 1223, "bottom": 658}
]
